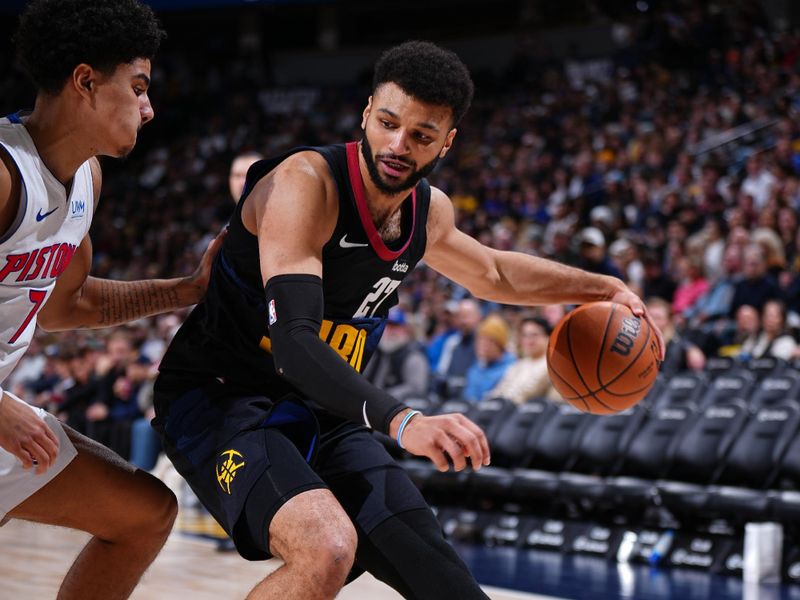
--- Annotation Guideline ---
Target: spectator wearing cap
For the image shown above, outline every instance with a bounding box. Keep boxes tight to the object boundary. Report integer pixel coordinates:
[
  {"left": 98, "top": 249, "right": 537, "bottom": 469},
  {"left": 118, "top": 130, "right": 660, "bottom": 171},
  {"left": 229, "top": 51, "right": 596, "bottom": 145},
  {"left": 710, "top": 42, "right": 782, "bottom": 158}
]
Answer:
[
  {"left": 589, "top": 205, "right": 616, "bottom": 236},
  {"left": 364, "top": 307, "right": 430, "bottom": 400},
  {"left": 576, "top": 227, "right": 623, "bottom": 279},
  {"left": 463, "top": 314, "right": 516, "bottom": 402},
  {"left": 488, "top": 316, "right": 556, "bottom": 404}
]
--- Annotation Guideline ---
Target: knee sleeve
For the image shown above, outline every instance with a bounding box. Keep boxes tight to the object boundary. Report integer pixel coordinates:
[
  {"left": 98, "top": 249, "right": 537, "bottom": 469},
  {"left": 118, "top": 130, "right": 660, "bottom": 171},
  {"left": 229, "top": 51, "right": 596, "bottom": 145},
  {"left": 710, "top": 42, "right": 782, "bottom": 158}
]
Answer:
[{"left": 353, "top": 508, "right": 489, "bottom": 600}]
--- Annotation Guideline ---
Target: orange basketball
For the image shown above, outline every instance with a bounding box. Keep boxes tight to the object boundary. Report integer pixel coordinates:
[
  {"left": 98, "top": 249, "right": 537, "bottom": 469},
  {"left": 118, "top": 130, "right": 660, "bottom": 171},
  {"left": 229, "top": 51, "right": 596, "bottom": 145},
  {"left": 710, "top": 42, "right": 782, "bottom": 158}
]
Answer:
[{"left": 546, "top": 301, "right": 660, "bottom": 414}]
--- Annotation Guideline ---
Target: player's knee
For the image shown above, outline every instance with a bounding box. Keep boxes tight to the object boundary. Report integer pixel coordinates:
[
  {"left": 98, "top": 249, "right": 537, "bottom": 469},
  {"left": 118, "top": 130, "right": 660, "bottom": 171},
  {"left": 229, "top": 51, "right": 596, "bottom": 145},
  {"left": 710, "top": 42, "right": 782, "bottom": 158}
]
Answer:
[
  {"left": 285, "top": 516, "right": 356, "bottom": 593},
  {"left": 112, "top": 474, "right": 177, "bottom": 542},
  {"left": 315, "top": 520, "right": 357, "bottom": 576}
]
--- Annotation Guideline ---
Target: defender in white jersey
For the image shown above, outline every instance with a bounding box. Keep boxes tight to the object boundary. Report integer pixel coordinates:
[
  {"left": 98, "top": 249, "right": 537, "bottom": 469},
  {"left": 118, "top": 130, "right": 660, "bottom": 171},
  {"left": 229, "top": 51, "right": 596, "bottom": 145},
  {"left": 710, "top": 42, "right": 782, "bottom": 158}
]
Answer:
[{"left": 0, "top": 2, "right": 221, "bottom": 599}]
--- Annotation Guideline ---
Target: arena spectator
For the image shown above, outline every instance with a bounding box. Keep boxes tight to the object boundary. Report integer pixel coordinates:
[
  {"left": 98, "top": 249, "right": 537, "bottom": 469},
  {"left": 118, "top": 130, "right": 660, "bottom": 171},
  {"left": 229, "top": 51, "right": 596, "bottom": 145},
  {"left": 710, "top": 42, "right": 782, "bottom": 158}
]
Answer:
[
  {"left": 488, "top": 316, "right": 555, "bottom": 404},
  {"left": 463, "top": 314, "right": 515, "bottom": 402},
  {"left": 364, "top": 308, "right": 430, "bottom": 401}
]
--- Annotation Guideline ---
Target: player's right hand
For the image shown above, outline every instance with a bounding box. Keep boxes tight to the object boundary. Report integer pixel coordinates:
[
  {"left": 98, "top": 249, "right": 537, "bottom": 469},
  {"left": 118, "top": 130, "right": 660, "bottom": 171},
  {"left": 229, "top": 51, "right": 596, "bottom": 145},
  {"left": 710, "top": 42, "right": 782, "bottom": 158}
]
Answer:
[
  {"left": 0, "top": 393, "right": 59, "bottom": 475},
  {"left": 393, "top": 411, "right": 491, "bottom": 472}
]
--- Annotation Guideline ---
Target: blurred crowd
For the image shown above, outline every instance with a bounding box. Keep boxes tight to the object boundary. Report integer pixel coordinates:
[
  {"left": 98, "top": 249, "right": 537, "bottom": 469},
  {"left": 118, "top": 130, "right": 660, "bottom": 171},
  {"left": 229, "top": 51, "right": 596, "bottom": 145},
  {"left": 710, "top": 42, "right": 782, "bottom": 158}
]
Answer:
[{"left": 3, "top": 1, "right": 800, "bottom": 464}]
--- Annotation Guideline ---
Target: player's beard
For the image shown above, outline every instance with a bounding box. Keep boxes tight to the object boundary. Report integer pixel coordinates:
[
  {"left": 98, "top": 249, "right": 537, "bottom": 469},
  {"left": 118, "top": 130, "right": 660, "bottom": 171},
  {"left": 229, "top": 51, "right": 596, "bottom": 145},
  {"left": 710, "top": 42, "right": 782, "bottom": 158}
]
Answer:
[{"left": 360, "top": 134, "right": 440, "bottom": 195}]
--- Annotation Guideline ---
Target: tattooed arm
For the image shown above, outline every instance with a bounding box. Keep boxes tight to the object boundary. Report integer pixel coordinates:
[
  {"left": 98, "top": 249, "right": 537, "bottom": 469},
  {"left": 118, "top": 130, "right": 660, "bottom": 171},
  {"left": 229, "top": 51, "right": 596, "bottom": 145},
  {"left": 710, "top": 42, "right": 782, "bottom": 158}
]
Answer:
[
  {"left": 38, "top": 233, "right": 222, "bottom": 330},
  {"left": 38, "top": 157, "right": 223, "bottom": 331}
]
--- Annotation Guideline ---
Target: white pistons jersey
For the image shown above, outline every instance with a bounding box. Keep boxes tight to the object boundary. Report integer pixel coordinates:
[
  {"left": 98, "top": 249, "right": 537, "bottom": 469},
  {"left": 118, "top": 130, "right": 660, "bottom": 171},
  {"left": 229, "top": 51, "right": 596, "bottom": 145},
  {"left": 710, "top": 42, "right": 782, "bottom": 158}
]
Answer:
[{"left": 0, "top": 115, "right": 93, "bottom": 386}]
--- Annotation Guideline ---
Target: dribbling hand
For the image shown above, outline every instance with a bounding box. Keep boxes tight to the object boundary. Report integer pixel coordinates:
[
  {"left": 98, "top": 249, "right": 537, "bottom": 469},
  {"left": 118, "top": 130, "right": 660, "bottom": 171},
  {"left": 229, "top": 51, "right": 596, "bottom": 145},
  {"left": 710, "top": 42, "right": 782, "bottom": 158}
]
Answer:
[
  {"left": 390, "top": 410, "right": 491, "bottom": 472},
  {"left": 607, "top": 284, "right": 666, "bottom": 361},
  {"left": 0, "top": 393, "right": 59, "bottom": 475}
]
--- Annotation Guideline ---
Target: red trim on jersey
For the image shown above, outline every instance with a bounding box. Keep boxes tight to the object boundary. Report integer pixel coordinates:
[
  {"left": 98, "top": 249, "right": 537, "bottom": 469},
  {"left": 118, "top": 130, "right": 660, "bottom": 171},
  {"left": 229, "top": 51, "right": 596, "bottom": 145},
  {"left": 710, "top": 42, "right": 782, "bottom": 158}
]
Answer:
[{"left": 345, "top": 142, "right": 415, "bottom": 261}]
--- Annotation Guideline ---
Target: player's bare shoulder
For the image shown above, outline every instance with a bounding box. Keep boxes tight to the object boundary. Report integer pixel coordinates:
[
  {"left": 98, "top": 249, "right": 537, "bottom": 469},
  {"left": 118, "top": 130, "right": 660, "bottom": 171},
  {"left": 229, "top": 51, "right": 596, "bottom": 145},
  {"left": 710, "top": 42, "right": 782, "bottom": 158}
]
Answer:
[
  {"left": 0, "top": 145, "right": 22, "bottom": 239},
  {"left": 425, "top": 185, "right": 457, "bottom": 248},
  {"left": 243, "top": 150, "right": 338, "bottom": 232}
]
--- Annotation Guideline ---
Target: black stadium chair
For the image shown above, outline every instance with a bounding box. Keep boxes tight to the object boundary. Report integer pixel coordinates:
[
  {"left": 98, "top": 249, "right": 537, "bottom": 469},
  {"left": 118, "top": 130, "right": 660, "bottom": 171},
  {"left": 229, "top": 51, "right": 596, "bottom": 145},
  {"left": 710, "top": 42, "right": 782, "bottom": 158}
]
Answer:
[
  {"left": 701, "top": 372, "right": 756, "bottom": 408},
  {"left": 665, "top": 399, "right": 750, "bottom": 484},
  {"left": 434, "top": 398, "right": 473, "bottom": 416},
  {"left": 705, "top": 401, "right": 800, "bottom": 520},
  {"left": 750, "top": 369, "right": 800, "bottom": 410},
  {"left": 715, "top": 401, "right": 800, "bottom": 489},
  {"left": 704, "top": 356, "right": 736, "bottom": 378},
  {"left": 776, "top": 429, "right": 800, "bottom": 489},
  {"left": 653, "top": 372, "right": 709, "bottom": 410},
  {"left": 558, "top": 405, "right": 647, "bottom": 503},
  {"left": 466, "top": 397, "right": 517, "bottom": 447},
  {"left": 523, "top": 403, "right": 595, "bottom": 472},
  {"left": 490, "top": 398, "right": 556, "bottom": 468},
  {"left": 602, "top": 403, "right": 696, "bottom": 508},
  {"left": 656, "top": 399, "right": 750, "bottom": 517},
  {"left": 747, "top": 356, "right": 788, "bottom": 380},
  {"left": 615, "top": 404, "right": 696, "bottom": 480}
]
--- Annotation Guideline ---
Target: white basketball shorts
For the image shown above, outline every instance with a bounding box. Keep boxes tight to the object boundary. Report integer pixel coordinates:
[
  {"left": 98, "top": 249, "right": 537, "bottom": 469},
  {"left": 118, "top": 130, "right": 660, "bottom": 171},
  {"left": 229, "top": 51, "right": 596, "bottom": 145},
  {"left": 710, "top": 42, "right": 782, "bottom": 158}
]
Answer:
[{"left": 0, "top": 393, "right": 77, "bottom": 518}]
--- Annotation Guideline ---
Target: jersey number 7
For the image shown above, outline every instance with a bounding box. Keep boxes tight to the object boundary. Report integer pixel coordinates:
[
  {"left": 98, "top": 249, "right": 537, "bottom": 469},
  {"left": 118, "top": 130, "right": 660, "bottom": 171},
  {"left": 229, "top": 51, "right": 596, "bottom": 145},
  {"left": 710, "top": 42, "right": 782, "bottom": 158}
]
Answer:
[{"left": 8, "top": 289, "right": 47, "bottom": 344}]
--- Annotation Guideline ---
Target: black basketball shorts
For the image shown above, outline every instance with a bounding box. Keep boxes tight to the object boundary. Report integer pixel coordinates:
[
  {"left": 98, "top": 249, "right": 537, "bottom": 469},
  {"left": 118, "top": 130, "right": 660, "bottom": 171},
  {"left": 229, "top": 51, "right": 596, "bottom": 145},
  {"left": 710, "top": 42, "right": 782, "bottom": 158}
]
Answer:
[{"left": 152, "top": 375, "right": 428, "bottom": 560}]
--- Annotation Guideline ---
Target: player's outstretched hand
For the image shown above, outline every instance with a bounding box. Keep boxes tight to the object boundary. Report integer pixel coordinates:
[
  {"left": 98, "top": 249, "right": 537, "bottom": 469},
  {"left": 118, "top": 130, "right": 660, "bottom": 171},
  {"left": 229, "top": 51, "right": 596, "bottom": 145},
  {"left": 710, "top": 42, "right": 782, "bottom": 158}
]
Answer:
[
  {"left": 0, "top": 393, "right": 59, "bottom": 475},
  {"left": 184, "top": 228, "right": 228, "bottom": 303},
  {"left": 391, "top": 410, "right": 491, "bottom": 472},
  {"left": 607, "top": 283, "right": 666, "bottom": 361}
]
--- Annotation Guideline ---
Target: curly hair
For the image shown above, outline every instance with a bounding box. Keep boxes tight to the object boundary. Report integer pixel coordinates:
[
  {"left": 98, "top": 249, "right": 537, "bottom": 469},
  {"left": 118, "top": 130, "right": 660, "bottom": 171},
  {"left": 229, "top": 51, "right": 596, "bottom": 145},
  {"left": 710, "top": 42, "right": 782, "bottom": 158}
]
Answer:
[
  {"left": 373, "top": 40, "right": 474, "bottom": 127},
  {"left": 14, "top": 0, "right": 166, "bottom": 94}
]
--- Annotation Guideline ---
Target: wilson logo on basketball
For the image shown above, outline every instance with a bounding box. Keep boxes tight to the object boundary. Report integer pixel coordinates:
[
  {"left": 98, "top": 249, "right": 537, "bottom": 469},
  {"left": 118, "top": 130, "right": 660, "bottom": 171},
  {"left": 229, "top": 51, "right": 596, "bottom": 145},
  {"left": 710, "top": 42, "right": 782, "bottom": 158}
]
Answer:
[{"left": 609, "top": 317, "right": 641, "bottom": 356}]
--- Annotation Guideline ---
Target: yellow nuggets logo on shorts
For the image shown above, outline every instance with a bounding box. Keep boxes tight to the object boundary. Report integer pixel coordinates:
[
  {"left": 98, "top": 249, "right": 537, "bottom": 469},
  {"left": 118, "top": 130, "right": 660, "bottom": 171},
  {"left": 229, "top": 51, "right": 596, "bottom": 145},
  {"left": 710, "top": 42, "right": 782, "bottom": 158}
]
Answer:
[{"left": 216, "top": 449, "right": 245, "bottom": 495}]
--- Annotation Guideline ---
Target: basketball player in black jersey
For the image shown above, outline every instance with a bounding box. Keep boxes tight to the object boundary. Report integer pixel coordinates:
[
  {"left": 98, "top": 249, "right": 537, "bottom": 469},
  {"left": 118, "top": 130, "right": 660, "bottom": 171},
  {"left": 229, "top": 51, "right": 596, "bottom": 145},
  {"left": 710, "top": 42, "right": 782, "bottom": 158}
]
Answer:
[{"left": 153, "top": 41, "right": 664, "bottom": 599}]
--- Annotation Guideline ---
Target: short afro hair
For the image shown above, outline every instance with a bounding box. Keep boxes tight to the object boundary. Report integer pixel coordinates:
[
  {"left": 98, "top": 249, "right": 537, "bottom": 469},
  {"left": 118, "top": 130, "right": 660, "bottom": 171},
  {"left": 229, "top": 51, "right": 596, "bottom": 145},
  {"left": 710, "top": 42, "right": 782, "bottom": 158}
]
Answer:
[
  {"left": 373, "top": 40, "right": 474, "bottom": 127},
  {"left": 14, "top": 0, "right": 166, "bottom": 94}
]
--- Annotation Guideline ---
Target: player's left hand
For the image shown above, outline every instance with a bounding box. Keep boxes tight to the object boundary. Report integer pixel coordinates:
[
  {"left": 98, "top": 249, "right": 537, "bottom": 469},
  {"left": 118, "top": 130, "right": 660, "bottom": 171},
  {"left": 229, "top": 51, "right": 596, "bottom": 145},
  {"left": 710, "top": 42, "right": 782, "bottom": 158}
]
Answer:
[
  {"left": 607, "top": 283, "right": 666, "bottom": 361},
  {"left": 183, "top": 228, "right": 228, "bottom": 303}
]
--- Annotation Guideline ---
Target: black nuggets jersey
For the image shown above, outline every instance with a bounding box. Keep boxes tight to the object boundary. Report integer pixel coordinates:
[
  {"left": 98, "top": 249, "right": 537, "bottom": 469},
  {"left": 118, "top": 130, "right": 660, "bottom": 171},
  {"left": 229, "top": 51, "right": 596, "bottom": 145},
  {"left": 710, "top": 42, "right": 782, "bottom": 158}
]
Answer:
[{"left": 159, "top": 142, "right": 430, "bottom": 398}]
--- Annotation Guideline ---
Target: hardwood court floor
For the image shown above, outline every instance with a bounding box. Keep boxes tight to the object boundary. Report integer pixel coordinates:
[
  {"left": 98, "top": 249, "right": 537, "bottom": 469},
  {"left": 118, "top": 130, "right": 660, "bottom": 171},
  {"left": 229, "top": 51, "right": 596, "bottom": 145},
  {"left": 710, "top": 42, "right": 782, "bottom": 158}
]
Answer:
[{"left": 0, "top": 518, "right": 556, "bottom": 600}]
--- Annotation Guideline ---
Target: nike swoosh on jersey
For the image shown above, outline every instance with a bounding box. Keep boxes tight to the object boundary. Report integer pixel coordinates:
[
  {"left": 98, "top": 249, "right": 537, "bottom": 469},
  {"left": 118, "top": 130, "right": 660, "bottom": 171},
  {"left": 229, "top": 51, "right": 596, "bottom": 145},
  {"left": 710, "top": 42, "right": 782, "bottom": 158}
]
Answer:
[
  {"left": 339, "top": 234, "right": 369, "bottom": 248},
  {"left": 36, "top": 207, "right": 58, "bottom": 221}
]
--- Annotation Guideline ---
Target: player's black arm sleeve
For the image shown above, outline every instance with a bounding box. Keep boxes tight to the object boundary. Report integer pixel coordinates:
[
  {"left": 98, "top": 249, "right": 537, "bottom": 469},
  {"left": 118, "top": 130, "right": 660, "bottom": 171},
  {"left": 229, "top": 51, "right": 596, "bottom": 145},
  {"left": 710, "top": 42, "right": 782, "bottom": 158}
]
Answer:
[{"left": 265, "top": 274, "right": 407, "bottom": 434}]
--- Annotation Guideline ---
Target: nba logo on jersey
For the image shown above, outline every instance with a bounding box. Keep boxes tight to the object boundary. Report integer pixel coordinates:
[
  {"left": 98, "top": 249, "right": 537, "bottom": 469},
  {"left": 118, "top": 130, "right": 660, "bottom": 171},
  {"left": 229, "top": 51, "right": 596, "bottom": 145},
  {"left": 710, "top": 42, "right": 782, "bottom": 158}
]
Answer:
[
  {"left": 69, "top": 199, "right": 86, "bottom": 219},
  {"left": 268, "top": 299, "right": 277, "bottom": 325}
]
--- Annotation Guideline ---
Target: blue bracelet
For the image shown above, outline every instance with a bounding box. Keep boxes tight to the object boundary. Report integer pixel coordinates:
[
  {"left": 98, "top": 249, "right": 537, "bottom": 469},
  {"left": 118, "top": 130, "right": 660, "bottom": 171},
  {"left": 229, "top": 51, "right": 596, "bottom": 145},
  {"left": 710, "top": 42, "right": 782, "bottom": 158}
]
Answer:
[{"left": 396, "top": 410, "right": 421, "bottom": 450}]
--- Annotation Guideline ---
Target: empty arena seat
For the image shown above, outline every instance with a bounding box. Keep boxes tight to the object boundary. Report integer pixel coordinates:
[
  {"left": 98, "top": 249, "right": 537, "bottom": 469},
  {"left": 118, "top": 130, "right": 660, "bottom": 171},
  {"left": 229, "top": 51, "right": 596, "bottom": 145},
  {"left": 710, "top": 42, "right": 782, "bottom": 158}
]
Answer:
[
  {"left": 704, "top": 355, "right": 736, "bottom": 377},
  {"left": 404, "top": 395, "right": 442, "bottom": 415},
  {"left": 524, "top": 403, "right": 595, "bottom": 472},
  {"left": 746, "top": 356, "right": 788, "bottom": 380},
  {"left": 490, "top": 398, "right": 555, "bottom": 468},
  {"left": 666, "top": 399, "right": 750, "bottom": 484},
  {"left": 750, "top": 369, "right": 800, "bottom": 410},
  {"left": 653, "top": 372, "right": 709, "bottom": 409},
  {"left": 715, "top": 401, "right": 800, "bottom": 489},
  {"left": 656, "top": 400, "right": 750, "bottom": 518},
  {"left": 470, "top": 466, "right": 516, "bottom": 502},
  {"left": 568, "top": 405, "right": 646, "bottom": 475},
  {"left": 466, "top": 397, "right": 517, "bottom": 446},
  {"left": 434, "top": 398, "right": 473, "bottom": 416},
  {"left": 777, "top": 429, "right": 800, "bottom": 488},
  {"left": 701, "top": 372, "right": 756, "bottom": 407},
  {"left": 771, "top": 490, "right": 800, "bottom": 523},
  {"left": 615, "top": 404, "right": 695, "bottom": 480}
]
